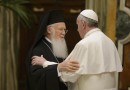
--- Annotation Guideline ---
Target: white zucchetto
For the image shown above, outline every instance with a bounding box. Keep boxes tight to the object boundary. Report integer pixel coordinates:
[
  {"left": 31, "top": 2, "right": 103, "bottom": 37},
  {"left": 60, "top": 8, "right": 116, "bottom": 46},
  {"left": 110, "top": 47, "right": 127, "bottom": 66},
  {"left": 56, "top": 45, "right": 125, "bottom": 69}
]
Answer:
[{"left": 80, "top": 9, "right": 98, "bottom": 22}]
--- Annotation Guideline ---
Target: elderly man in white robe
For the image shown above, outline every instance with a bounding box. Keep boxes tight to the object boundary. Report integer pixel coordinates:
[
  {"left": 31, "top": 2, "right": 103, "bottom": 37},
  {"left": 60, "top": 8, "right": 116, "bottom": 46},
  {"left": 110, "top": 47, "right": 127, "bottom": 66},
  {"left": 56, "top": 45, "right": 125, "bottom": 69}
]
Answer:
[{"left": 32, "top": 9, "right": 123, "bottom": 90}]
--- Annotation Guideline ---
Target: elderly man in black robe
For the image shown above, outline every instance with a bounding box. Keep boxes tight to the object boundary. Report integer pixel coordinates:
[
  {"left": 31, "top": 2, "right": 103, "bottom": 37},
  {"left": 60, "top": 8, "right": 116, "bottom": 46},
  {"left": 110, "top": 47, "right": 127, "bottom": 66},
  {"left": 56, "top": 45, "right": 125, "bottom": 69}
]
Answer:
[{"left": 27, "top": 10, "right": 79, "bottom": 90}]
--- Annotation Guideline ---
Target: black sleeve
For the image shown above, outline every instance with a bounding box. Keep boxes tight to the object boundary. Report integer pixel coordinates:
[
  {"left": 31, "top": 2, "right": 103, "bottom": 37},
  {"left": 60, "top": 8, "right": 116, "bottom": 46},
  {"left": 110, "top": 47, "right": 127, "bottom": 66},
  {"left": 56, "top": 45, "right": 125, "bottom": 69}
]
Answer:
[{"left": 29, "top": 46, "right": 61, "bottom": 90}]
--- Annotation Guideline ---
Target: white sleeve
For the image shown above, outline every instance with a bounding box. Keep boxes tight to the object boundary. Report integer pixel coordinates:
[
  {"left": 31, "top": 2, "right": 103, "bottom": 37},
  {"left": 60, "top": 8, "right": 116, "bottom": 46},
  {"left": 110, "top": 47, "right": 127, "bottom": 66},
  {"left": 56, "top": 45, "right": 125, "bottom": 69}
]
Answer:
[
  {"left": 60, "top": 44, "right": 86, "bottom": 83},
  {"left": 61, "top": 72, "right": 80, "bottom": 83},
  {"left": 60, "top": 48, "right": 81, "bottom": 83},
  {"left": 42, "top": 61, "right": 57, "bottom": 68},
  {"left": 42, "top": 61, "right": 61, "bottom": 76}
]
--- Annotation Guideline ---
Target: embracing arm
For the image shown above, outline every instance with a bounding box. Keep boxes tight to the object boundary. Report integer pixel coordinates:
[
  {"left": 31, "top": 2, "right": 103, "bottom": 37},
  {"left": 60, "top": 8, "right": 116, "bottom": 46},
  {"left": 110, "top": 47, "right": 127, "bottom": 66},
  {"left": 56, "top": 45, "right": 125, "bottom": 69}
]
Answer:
[
  {"left": 31, "top": 55, "right": 80, "bottom": 83},
  {"left": 32, "top": 55, "right": 57, "bottom": 68},
  {"left": 31, "top": 55, "right": 79, "bottom": 72}
]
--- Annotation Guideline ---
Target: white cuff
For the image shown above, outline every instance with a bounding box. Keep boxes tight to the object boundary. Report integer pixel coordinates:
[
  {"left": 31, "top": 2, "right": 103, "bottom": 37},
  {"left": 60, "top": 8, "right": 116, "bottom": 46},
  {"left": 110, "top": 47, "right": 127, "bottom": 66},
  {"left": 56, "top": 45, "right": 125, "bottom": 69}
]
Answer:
[{"left": 42, "top": 61, "right": 57, "bottom": 68}]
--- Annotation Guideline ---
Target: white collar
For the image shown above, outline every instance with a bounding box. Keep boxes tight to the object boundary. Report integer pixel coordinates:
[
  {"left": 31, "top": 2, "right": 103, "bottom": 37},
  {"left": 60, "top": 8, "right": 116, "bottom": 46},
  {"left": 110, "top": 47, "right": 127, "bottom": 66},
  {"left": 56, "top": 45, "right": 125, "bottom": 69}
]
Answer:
[
  {"left": 45, "top": 37, "right": 52, "bottom": 43},
  {"left": 84, "top": 28, "right": 100, "bottom": 38}
]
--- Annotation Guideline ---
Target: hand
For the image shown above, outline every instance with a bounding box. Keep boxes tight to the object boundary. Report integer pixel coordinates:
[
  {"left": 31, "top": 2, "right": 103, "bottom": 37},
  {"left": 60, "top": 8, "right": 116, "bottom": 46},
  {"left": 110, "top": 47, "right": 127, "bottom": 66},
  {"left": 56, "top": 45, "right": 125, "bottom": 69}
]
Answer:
[
  {"left": 31, "top": 55, "right": 46, "bottom": 66},
  {"left": 58, "top": 59, "right": 80, "bottom": 72}
]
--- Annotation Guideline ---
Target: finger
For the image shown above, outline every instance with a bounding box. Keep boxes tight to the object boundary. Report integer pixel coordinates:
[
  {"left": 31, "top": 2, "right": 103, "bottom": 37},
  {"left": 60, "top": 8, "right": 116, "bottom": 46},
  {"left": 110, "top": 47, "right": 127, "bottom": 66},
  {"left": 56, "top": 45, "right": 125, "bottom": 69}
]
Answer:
[
  {"left": 31, "top": 56, "right": 38, "bottom": 59},
  {"left": 69, "top": 66, "right": 79, "bottom": 71},
  {"left": 67, "top": 67, "right": 77, "bottom": 72},
  {"left": 31, "top": 60, "right": 35, "bottom": 65},
  {"left": 41, "top": 56, "right": 47, "bottom": 61},
  {"left": 68, "top": 62, "right": 79, "bottom": 68},
  {"left": 32, "top": 59, "right": 36, "bottom": 62},
  {"left": 32, "top": 59, "right": 38, "bottom": 64},
  {"left": 69, "top": 62, "right": 80, "bottom": 68},
  {"left": 41, "top": 55, "right": 43, "bottom": 57},
  {"left": 68, "top": 64, "right": 80, "bottom": 71},
  {"left": 70, "top": 60, "right": 79, "bottom": 64},
  {"left": 31, "top": 57, "right": 34, "bottom": 59}
]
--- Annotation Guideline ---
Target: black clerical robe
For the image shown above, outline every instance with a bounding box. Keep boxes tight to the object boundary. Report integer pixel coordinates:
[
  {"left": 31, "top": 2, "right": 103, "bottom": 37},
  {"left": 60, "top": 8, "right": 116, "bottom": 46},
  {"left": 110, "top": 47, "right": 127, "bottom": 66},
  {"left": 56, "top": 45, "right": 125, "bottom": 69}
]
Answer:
[{"left": 29, "top": 38, "right": 67, "bottom": 90}]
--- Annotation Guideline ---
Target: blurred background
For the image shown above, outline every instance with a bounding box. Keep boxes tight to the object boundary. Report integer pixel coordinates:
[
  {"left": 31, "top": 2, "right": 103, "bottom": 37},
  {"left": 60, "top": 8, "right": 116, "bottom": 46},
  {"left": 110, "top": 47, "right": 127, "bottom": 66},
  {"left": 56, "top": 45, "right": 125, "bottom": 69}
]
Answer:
[{"left": 0, "top": 0, "right": 130, "bottom": 90}]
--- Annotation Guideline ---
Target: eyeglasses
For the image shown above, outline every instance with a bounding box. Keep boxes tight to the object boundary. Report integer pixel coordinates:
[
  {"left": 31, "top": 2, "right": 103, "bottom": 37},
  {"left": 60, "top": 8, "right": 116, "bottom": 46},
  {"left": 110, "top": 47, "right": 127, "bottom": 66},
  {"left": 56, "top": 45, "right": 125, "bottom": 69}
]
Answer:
[{"left": 58, "top": 29, "right": 68, "bottom": 34}]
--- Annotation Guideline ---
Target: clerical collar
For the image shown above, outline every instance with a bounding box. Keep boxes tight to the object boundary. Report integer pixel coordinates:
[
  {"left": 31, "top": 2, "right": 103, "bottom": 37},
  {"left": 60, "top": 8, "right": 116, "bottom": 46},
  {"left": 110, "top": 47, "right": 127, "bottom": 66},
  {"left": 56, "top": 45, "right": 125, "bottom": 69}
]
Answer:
[
  {"left": 45, "top": 37, "right": 52, "bottom": 43},
  {"left": 84, "top": 28, "right": 100, "bottom": 38}
]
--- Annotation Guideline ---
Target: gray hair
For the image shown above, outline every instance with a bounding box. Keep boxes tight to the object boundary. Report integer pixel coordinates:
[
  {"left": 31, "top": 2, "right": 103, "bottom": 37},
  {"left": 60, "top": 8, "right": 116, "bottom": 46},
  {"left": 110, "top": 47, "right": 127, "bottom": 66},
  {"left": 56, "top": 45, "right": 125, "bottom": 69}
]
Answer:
[{"left": 78, "top": 14, "right": 98, "bottom": 27}]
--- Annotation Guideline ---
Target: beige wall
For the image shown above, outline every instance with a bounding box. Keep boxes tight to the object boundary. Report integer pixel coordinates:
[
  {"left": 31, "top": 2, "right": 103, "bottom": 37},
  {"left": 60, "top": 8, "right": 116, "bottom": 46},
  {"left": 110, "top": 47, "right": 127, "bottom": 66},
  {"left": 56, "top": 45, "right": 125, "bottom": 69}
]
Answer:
[
  {"left": 85, "top": 0, "right": 117, "bottom": 42},
  {"left": 106, "top": 0, "right": 117, "bottom": 42}
]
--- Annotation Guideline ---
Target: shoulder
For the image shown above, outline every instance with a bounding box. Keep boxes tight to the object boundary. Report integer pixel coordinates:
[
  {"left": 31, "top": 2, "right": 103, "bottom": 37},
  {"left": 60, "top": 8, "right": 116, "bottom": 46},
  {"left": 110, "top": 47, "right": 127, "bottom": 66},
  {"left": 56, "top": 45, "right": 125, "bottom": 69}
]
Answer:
[
  {"left": 32, "top": 40, "right": 46, "bottom": 55},
  {"left": 75, "top": 31, "right": 105, "bottom": 49},
  {"left": 78, "top": 35, "right": 98, "bottom": 46}
]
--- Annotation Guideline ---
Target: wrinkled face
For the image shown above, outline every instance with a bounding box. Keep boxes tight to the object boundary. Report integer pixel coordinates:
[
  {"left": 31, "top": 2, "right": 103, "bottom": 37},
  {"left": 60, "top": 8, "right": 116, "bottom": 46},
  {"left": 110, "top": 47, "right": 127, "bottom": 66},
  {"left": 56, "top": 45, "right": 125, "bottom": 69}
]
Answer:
[
  {"left": 47, "top": 22, "right": 67, "bottom": 39},
  {"left": 76, "top": 16, "right": 90, "bottom": 39},
  {"left": 47, "top": 22, "right": 68, "bottom": 58},
  {"left": 76, "top": 16, "right": 84, "bottom": 38}
]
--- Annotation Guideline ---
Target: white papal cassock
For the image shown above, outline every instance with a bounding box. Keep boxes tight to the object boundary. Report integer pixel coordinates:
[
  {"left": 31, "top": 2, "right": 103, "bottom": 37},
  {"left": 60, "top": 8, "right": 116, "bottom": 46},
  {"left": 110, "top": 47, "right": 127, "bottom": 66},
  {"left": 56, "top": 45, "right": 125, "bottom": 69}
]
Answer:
[{"left": 61, "top": 28, "right": 123, "bottom": 90}]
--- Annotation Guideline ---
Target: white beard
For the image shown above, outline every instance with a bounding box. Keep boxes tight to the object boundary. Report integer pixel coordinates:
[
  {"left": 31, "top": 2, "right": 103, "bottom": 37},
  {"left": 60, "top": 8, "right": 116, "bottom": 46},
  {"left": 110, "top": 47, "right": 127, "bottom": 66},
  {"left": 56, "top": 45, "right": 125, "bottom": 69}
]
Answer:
[{"left": 51, "top": 38, "right": 68, "bottom": 58}]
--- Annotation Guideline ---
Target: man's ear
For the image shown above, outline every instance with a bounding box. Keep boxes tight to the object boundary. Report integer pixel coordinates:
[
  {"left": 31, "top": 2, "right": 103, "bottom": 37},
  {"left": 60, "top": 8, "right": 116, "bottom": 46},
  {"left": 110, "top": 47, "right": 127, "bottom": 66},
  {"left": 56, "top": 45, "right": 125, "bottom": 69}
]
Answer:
[
  {"left": 47, "top": 26, "right": 52, "bottom": 34},
  {"left": 81, "top": 20, "right": 86, "bottom": 29}
]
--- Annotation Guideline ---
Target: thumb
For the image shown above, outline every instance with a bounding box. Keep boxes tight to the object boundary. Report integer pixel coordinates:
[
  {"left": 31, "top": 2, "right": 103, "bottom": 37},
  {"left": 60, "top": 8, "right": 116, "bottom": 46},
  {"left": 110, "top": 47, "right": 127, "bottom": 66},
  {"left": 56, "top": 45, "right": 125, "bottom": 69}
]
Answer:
[{"left": 41, "top": 55, "right": 43, "bottom": 58}]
